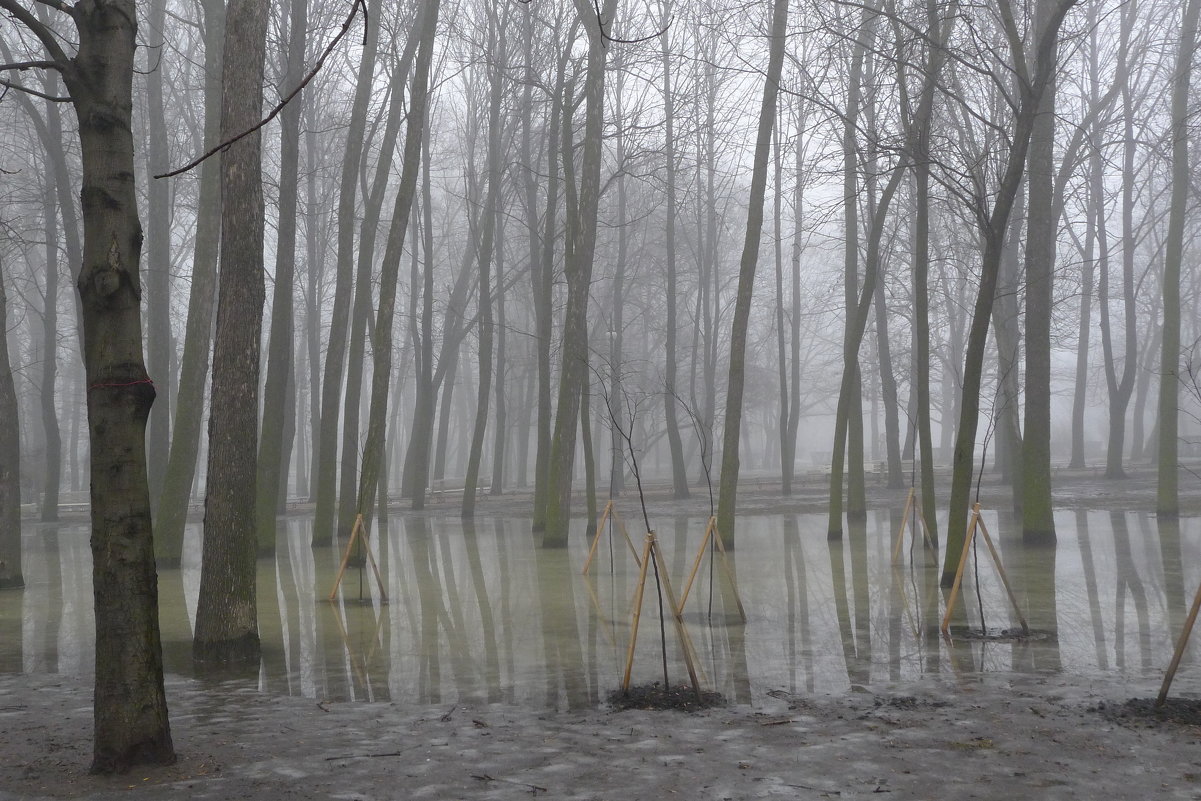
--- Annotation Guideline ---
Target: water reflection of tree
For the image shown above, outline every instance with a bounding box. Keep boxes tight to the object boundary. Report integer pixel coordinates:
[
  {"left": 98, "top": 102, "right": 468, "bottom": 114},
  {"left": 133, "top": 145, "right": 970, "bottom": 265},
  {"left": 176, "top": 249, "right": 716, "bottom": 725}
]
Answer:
[
  {"left": 1113, "top": 512, "right": 1152, "bottom": 671},
  {"left": 462, "top": 521, "right": 501, "bottom": 702},
  {"left": 533, "top": 533, "right": 588, "bottom": 710},
  {"left": 782, "top": 515, "right": 814, "bottom": 694},
  {"left": 827, "top": 520, "right": 870, "bottom": 688},
  {"left": 1075, "top": 510, "right": 1109, "bottom": 670},
  {"left": 1157, "top": 517, "right": 1188, "bottom": 664}
]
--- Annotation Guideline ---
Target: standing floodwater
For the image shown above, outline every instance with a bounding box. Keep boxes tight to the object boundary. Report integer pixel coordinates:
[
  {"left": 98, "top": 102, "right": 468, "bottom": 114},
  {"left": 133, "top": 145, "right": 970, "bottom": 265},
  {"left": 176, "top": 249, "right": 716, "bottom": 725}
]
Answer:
[{"left": 2, "top": 509, "right": 1199, "bottom": 706}]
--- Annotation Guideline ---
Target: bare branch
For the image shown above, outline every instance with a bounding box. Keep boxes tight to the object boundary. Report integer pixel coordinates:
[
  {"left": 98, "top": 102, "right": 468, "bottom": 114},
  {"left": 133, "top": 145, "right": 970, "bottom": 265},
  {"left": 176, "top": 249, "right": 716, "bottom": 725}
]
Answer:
[
  {"left": 0, "top": 0, "right": 72, "bottom": 67},
  {"left": 156, "top": 0, "right": 367, "bottom": 179},
  {"left": 0, "top": 76, "right": 69, "bottom": 100},
  {"left": 0, "top": 59, "right": 59, "bottom": 71}
]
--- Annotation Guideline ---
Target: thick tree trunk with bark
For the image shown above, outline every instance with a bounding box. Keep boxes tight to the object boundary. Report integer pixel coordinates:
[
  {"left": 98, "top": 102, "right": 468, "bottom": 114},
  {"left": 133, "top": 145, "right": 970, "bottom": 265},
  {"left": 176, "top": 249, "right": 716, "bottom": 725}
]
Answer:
[
  {"left": 193, "top": 0, "right": 269, "bottom": 663},
  {"left": 37, "top": 0, "right": 176, "bottom": 770}
]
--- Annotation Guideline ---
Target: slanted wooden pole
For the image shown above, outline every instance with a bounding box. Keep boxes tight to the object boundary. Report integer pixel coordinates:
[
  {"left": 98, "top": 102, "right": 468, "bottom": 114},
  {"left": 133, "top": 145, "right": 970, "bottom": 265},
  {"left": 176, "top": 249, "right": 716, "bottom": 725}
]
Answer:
[{"left": 1157, "top": 578, "right": 1201, "bottom": 707}]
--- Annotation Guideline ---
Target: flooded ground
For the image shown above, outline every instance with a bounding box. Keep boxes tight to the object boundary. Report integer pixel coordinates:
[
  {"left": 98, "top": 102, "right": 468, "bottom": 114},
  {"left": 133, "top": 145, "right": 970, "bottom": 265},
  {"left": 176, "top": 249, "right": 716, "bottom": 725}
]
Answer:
[
  {"left": 4, "top": 499, "right": 1201, "bottom": 799},
  {"left": 3, "top": 507, "right": 1200, "bottom": 705}
]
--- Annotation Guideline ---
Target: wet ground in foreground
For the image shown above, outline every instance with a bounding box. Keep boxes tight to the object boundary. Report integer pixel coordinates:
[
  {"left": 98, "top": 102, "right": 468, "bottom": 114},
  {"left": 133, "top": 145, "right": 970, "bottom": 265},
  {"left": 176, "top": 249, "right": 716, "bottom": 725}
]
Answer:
[{"left": 2, "top": 671, "right": 1200, "bottom": 800}]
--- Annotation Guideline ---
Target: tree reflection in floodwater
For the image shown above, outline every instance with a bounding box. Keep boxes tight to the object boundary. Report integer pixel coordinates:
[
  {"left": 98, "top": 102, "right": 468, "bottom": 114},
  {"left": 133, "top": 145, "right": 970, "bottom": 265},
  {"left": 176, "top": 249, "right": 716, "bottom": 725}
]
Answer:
[{"left": 4, "top": 510, "right": 1201, "bottom": 705}]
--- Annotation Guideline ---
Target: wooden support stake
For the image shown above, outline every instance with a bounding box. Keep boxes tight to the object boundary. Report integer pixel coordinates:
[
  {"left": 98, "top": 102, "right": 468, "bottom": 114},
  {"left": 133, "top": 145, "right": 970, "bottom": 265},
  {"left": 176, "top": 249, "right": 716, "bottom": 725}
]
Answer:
[
  {"left": 940, "top": 503, "right": 1025, "bottom": 640},
  {"left": 972, "top": 512, "right": 1028, "bottom": 634},
  {"left": 581, "top": 500, "right": 614, "bottom": 576},
  {"left": 649, "top": 536, "right": 703, "bottom": 700},
  {"left": 891, "top": 488, "right": 916, "bottom": 564},
  {"left": 328, "top": 514, "right": 389, "bottom": 603},
  {"left": 1157, "top": 578, "right": 1201, "bottom": 706},
  {"left": 621, "top": 534, "right": 655, "bottom": 692},
  {"left": 892, "top": 487, "right": 937, "bottom": 564},
  {"left": 677, "top": 516, "right": 747, "bottom": 622},
  {"left": 582, "top": 501, "right": 643, "bottom": 575}
]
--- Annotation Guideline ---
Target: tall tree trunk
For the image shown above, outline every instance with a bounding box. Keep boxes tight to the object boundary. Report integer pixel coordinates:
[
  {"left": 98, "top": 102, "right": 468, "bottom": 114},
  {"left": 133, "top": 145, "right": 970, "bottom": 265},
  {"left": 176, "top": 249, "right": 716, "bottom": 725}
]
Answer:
[
  {"left": 530, "top": 18, "right": 572, "bottom": 531},
  {"left": 942, "top": 0, "right": 1076, "bottom": 586},
  {"left": 357, "top": 0, "right": 439, "bottom": 525},
  {"left": 144, "top": 0, "right": 172, "bottom": 507},
  {"left": 154, "top": 0, "right": 224, "bottom": 566},
  {"left": 661, "top": 4, "right": 689, "bottom": 499},
  {"left": 47, "top": 0, "right": 176, "bottom": 770},
  {"left": 541, "top": 0, "right": 618, "bottom": 547},
  {"left": 1020, "top": 0, "right": 1061, "bottom": 544},
  {"left": 1157, "top": 0, "right": 1201, "bottom": 517},
  {"left": 193, "top": 0, "right": 269, "bottom": 663},
  {"left": 0, "top": 261, "right": 22, "bottom": 590},
  {"left": 828, "top": 2, "right": 875, "bottom": 539},
  {"left": 715, "top": 0, "right": 788, "bottom": 547},
  {"left": 400, "top": 129, "right": 437, "bottom": 509},
  {"left": 463, "top": 3, "right": 507, "bottom": 518},
  {"left": 256, "top": 0, "right": 309, "bottom": 554},
  {"left": 1101, "top": 3, "right": 1138, "bottom": 479},
  {"left": 335, "top": 8, "right": 422, "bottom": 536},
  {"left": 38, "top": 142, "right": 61, "bottom": 522},
  {"left": 312, "top": 0, "right": 380, "bottom": 547}
]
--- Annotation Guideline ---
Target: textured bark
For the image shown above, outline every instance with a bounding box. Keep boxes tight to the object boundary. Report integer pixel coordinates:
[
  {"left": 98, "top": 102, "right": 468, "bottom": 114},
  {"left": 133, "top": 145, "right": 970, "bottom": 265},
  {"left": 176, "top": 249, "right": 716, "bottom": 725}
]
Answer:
[
  {"left": 193, "top": 0, "right": 269, "bottom": 663},
  {"left": 10, "top": 0, "right": 179, "bottom": 770},
  {"left": 154, "top": 0, "right": 224, "bottom": 566},
  {"left": 0, "top": 264, "right": 22, "bottom": 590},
  {"left": 715, "top": 0, "right": 788, "bottom": 548}
]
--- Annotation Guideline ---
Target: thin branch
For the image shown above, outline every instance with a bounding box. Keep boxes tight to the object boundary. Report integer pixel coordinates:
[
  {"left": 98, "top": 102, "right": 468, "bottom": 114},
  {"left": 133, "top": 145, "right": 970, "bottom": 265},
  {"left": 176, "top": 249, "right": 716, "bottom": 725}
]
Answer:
[
  {"left": 0, "top": 59, "right": 59, "bottom": 71},
  {"left": 0, "top": 76, "right": 68, "bottom": 101},
  {"left": 0, "top": 0, "right": 72, "bottom": 67},
  {"left": 590, "top": 0, "right": 671, "bottom": 46},
  {"left": 155, "top": 0, "right": 367, "bottom": 179}
]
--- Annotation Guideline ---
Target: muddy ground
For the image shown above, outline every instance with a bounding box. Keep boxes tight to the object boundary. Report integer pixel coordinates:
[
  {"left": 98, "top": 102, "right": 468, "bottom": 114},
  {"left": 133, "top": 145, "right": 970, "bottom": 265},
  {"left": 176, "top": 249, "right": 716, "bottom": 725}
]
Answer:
[{"left": 2, "top": 671, "right": 1201, "bottom": 800}]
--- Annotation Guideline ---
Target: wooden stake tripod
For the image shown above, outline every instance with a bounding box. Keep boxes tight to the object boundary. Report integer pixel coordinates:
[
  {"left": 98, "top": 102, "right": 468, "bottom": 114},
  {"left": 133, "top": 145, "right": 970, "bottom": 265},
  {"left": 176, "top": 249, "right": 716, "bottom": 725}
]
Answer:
[
  {"left": 582, "top": 500, "right": 642, "bottom": 575},
  {"left": 892, "top": 487, "right": 937, "bottom": 564},
  {"left": 677, "top": 516, "right": 746, "bottom": 622},
  {"left": 327, "top": 513, "right": 389, "bottom": 604},
  {"left": 939, "top": 503, "right": 1028, "bottom": 641},
  {"left": 621, "top": 532, "right": 703, "bottom": 699}
]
